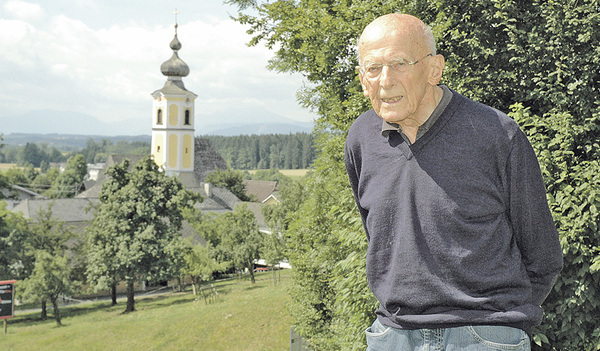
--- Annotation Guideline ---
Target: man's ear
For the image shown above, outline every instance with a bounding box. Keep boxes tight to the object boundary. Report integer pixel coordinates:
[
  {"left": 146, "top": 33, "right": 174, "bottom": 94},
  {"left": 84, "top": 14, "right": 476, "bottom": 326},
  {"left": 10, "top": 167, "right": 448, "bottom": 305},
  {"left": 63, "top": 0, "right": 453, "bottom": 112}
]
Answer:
[
  {"left": 357, "top": 69, "right": 369, "bottom": 97},
  {"left": 428, "top": 54, "right": 445, "bottom": 85}
]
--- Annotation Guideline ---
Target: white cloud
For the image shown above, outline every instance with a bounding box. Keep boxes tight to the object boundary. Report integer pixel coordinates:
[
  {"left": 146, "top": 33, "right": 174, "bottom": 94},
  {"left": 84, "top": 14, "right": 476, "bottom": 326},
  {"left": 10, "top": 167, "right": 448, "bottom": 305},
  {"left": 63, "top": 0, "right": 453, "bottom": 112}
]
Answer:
[
  {"left": 0, "top": 1, "right": 313, "bottom": 135},
  {"left": 0, "top": 18, "right": 35, "bottom": 44},
  {"left": 4, "top": 0, "right": 44, "bottom": 21}
]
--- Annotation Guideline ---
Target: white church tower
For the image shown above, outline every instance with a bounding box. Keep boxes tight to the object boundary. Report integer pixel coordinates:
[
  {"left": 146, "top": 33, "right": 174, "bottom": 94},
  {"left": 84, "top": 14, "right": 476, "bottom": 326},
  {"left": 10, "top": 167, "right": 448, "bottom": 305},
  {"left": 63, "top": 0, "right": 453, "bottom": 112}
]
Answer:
[{"left": 151, "top": 20, "right": 197, "bottom": 177}]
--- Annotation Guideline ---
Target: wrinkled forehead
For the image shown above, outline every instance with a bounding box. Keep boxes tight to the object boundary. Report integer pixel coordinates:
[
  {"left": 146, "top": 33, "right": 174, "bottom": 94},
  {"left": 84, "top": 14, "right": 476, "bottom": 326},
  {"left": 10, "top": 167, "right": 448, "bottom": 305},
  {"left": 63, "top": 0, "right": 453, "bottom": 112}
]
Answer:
[{"left": 358, "top": 24, "right": 424, "bottom": 63}]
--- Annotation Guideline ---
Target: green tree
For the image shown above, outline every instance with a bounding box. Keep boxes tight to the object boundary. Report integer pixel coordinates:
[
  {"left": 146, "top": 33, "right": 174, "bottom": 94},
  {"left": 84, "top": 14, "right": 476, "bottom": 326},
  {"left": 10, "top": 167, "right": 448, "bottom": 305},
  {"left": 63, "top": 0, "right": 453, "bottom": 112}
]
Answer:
[
  {"left": 45, "top": 154, "right": 87, "bottom": 198},
  {"left": 227, "top": 0, "right": 600, "bottom": 350},
  {"left": 191, "top": 205, "right": 263, "bottom": 283},
  {"left": 21, "top": 250, "right": 71, "bottom": 326},
  {"left": 2, "top": 168, "right": 28, "bottom": 187},
  {"left": 261, "top": 226, "right": 286, "bottom": 284},
  {"left": 66, "top": 154, "right": 87, "bottom": 182},
  {"left": 0, "top": 202, "right": 32, "bottom": 280},
  {"left": 86, "top": 156, "right": 194, "bottom": 313},
  {"left": 183, "top": 242, "right": 225, "bottom": 295},
  {"left": 512, "top": 106, "right": 600, "bottom": 350},
  {"left": 39, "top": 160, "right": 49, "bottom": 173},
  {"left": 205, "top": 168, "right": 254, "bottom": 201},
  {"left": 16, "top": 203, "right": 74, "bottom": 320},
  {"left": 261, "top": 179, "right": 305, "bottom": 286},
  {"left": 220, "top": 204, "right": 263, "bottom": 284},
  {"left": 186, "top": 210, "right": 235, "bottom": 272},
  {"left": 0, "top": 174, "right": 11, "bottom": 200},
  {"left": 19, "top": 143, "right": 44, "bottom": 167}
]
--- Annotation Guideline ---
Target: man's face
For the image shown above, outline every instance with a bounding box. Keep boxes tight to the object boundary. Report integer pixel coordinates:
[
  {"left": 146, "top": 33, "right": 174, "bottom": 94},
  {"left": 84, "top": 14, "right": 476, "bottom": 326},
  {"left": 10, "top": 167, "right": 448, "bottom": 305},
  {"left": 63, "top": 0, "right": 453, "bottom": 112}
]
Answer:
[{"left": 358, "top": 30, "right": 437, "bottom": 127}]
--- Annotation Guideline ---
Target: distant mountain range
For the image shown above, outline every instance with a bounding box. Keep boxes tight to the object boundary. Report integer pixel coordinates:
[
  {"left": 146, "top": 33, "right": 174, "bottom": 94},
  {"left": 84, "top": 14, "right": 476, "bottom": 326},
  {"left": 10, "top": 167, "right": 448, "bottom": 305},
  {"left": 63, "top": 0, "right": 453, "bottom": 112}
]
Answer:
[{"left": 0, "top": 108, "right": 314, "bottom": 137}]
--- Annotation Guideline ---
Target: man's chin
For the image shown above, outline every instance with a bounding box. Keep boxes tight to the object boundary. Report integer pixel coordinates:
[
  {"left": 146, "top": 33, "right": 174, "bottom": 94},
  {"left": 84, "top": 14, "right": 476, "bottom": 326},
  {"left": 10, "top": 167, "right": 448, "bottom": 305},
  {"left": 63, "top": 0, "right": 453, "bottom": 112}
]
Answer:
[{"left": 378, "top": 112, "right": 406, "bottom": 124}]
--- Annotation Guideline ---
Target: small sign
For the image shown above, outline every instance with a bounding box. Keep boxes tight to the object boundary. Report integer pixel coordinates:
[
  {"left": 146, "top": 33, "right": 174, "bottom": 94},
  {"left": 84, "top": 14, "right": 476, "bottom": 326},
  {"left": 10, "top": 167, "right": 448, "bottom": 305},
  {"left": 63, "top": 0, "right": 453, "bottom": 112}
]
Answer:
[{"left": 0, "top": 280, "right": 17, "bottom": 320}]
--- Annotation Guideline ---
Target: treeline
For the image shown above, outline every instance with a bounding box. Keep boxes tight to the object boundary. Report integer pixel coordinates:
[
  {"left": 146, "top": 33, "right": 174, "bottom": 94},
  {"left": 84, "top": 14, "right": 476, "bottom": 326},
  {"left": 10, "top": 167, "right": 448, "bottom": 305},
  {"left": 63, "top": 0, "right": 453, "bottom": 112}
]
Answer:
[
  {"left": 205, "top": 133, "right": 315, "bottom": 170},
  {"left": 0, "top": 133, "right": 316, "bottom": 171},
  {"left": 0, "top": 139, "right": 150, "bottom": 166}
]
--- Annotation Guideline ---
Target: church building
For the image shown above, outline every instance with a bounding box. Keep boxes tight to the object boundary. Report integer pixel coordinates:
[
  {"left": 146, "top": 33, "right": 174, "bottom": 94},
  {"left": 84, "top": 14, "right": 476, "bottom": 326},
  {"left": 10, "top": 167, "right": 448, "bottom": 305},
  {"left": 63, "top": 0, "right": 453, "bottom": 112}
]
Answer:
[
  {"left": 12, "top": 19, "right": 242, "bottom": 235},
  {"left": 151, "top": 20, "right": 196, "bottom": 178}
]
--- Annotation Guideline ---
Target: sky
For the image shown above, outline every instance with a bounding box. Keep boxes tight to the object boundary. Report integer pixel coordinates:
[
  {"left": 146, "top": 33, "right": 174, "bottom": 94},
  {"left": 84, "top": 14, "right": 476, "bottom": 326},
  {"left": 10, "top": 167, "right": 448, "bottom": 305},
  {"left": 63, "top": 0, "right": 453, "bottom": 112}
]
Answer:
[{"left": 0, "top": 0, "right": 315, "bottom": 135}]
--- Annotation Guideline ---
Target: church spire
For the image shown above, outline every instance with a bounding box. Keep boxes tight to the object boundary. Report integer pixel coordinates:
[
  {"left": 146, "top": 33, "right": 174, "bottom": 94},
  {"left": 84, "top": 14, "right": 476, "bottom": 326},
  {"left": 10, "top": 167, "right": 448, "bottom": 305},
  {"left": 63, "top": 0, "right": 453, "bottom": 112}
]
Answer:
[
  {"left": 151, "top": 10, "right": 197, "bottom": 177},
  {"left": 160, "top": 9, "right": 189, "bottom": 87}
]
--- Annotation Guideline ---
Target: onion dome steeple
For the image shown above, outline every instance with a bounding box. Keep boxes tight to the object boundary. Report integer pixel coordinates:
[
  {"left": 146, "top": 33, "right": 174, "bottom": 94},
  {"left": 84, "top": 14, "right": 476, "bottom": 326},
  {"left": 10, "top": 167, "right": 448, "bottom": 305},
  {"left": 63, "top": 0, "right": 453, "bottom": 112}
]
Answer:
[
  {"left": 151, "top": 10, "right": 197, "bottom": 179},
  {"left": 160, "top": 21, "right": 190, "bottom": 89}
]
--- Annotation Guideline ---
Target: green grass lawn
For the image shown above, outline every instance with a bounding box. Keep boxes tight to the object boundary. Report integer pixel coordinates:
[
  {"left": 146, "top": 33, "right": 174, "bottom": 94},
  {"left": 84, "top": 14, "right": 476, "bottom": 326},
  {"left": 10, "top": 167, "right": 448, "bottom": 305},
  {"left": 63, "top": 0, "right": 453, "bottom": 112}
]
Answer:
[{"left": 1, "top": 272, "right": 292, "bottom": 351}]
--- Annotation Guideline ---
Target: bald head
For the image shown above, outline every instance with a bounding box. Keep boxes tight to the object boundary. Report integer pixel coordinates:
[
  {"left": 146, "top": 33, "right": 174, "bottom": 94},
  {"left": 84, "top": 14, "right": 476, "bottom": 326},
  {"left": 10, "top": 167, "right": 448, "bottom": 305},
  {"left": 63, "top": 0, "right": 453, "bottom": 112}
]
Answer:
[{"left": 358, "top": 14, "right": 436, "bottom": 64}]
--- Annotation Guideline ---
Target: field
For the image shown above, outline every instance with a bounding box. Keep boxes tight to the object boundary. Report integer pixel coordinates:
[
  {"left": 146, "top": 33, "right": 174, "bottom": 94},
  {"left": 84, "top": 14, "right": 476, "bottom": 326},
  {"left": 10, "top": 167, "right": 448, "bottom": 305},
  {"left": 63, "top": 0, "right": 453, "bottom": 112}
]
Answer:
[
  {"left": 0, "top": 272, "right": 293, "bottom": 351},
  {"left": 0, "top": 163, "right": 17, "bottom": 170},
  {"left": 247, "top": 169, "right": 311, "bottom": 182}
]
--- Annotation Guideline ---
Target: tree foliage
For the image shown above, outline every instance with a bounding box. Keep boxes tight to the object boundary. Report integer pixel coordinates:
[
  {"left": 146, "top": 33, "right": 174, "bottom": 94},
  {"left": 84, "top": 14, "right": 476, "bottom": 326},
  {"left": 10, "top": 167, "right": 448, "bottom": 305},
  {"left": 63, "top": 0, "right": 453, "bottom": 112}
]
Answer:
[
  {"left": 44, "top": 154, "right": 87, "bottom": 198},
  {"left": 17, "top": 203, "right": 74, "bottom": 323},
  {"left": 86, "top": 156, "right": 194, "bottom": 313},
  {"left": 205, "top": 168, "right": 254, "bottom": 201},
  {"left": 0, "top": 155, "right": 86, "bottom": 198},
  {"left": 512, "top": 106, "right": 600, "bottom": 350},
  {"left": 0, "top": 173, "right": 11, "bottom": 200},
  {"left": 189, "top": 205, "right": 264, "bottom": 284},
  {"left": 227, "top": 0, "right": 600, "bottom": 350},
  {"left": 21, "top": 250, "right": 71, "bottom": 326},
  {"left": 218, "top": 204, "right": 263, "bottom": 284},
  {"left": 0, "top": 202, "right": 32, "bottom": 281},
  {"left": 205, "top": 133, "right": 315, "bottom": 170},
  {"left": 183, "top": 241, "right": 225, "bottom": 295},
  {"left": 0, "top": 138, "right": 150, "bottom": 165}
]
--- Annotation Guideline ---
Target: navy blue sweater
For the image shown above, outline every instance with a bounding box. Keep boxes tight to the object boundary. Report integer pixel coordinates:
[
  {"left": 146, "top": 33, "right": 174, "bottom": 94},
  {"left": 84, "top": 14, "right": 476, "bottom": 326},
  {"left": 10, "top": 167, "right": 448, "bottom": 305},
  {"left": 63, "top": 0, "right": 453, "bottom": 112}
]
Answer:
[{"left": 344, "top": 88, "right": 562, "bottom": 334}]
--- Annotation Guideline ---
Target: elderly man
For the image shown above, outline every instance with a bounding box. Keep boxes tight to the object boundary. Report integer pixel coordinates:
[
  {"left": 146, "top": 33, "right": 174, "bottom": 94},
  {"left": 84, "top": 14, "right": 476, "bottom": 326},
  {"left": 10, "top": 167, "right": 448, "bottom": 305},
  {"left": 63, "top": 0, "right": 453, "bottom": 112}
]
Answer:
[{"left": 344, "top": 13, "right": 562, "bottom": 350}]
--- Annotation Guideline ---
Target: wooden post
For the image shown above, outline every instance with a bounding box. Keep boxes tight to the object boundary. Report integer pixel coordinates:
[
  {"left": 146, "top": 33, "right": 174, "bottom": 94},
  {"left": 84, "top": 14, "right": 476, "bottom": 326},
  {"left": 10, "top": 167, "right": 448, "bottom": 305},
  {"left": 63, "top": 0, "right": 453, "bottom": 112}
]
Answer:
[{"left": 3, "top": 319, "right": 6, "bottom": 335}]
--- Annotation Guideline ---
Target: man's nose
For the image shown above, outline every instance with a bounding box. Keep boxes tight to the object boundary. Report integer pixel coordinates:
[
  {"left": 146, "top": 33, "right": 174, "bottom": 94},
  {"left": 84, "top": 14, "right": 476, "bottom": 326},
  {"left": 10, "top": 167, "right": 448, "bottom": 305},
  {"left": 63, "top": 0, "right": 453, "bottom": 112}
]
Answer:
[{"left": 379, "top": 65, "right": 396, "bottom": 88}]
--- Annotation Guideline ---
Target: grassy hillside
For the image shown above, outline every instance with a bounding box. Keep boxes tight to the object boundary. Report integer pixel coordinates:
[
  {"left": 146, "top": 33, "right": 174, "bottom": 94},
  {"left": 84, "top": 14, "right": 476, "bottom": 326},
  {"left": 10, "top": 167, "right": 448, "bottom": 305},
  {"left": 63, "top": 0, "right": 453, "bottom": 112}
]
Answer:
[{"left": 1, "top": 272, "right": 292, "bottom": 351}]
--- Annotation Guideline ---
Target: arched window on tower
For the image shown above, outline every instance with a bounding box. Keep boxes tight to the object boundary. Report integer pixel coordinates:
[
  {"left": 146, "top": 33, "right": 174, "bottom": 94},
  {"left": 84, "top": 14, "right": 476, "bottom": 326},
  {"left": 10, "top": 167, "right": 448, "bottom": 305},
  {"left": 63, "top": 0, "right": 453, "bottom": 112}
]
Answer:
[
  {"left": 157, "top": 109, "right": 163, "bottom": 125},
  {"left": 184, "top": 109, "right": 191, "bottom": 125}
]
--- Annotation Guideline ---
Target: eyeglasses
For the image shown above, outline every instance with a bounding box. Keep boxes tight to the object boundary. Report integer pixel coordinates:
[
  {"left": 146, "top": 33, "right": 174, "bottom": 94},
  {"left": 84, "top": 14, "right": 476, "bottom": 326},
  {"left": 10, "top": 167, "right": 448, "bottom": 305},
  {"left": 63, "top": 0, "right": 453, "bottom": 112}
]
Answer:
[{"left": 358, "top": 53, "right": 433, "bottom": 79}]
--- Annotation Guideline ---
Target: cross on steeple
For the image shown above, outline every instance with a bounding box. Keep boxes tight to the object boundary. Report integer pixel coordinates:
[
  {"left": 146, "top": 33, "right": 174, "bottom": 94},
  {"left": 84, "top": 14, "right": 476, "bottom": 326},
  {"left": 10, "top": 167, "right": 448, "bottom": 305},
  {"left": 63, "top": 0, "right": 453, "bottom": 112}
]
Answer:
[{"left": 173, "top": 8, "right": 180, "bottom": 26}]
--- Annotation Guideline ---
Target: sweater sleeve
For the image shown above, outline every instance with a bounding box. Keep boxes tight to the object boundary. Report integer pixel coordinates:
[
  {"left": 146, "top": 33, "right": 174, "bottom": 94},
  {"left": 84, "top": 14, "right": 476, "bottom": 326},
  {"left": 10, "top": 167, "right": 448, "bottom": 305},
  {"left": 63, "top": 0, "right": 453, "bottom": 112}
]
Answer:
[
  {"left": 508, "top": 129, "right": 563, "bottom": 306},
  {"left": 344, "top": 134, "right": 371, "bottom": 241}
]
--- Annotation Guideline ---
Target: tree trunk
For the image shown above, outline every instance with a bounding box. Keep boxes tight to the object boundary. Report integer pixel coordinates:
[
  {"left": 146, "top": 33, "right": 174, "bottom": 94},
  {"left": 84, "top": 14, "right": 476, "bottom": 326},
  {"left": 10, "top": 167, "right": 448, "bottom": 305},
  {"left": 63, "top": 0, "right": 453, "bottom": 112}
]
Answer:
[
  {"left": 191, "top": 276, "right": 198, "bottom": 296},
  {"left": 41, "top": 300, "right": 47, "bottom": 320},
  {"left": 248, "top": 261, "right": 256, "bottom": 284},
  {"left": 50, "top": 295, "right": 62, "bottom": 326},
  {"left": 125, "top": 279, "right": 135, "bottom": 313},
  {"left": 111, "top": 282, "right": 118, "bottom": 306}
]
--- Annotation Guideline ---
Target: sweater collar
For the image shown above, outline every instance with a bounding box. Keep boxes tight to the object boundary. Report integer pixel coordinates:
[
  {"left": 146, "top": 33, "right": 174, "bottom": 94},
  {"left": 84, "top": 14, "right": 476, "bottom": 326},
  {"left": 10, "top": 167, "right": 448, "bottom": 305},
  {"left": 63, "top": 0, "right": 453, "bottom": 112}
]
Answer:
[{"left": 381, "top": 85, "right": 453, "bottom": 140}]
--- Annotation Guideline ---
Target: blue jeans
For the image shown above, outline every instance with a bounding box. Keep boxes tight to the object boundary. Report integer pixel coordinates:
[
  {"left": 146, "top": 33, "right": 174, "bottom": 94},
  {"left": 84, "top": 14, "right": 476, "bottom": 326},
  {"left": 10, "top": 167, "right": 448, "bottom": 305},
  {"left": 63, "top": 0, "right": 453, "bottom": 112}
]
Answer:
[{"left": 366, "top": 319, "right": 531, "bottom": 350}]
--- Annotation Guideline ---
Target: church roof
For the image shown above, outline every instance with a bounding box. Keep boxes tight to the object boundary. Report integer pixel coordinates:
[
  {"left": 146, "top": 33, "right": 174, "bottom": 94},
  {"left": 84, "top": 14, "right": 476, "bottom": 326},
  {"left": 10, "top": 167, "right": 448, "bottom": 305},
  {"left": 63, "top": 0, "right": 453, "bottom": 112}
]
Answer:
[{"left": 193, "top": 138, "right": 228, "bottom": 181}]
